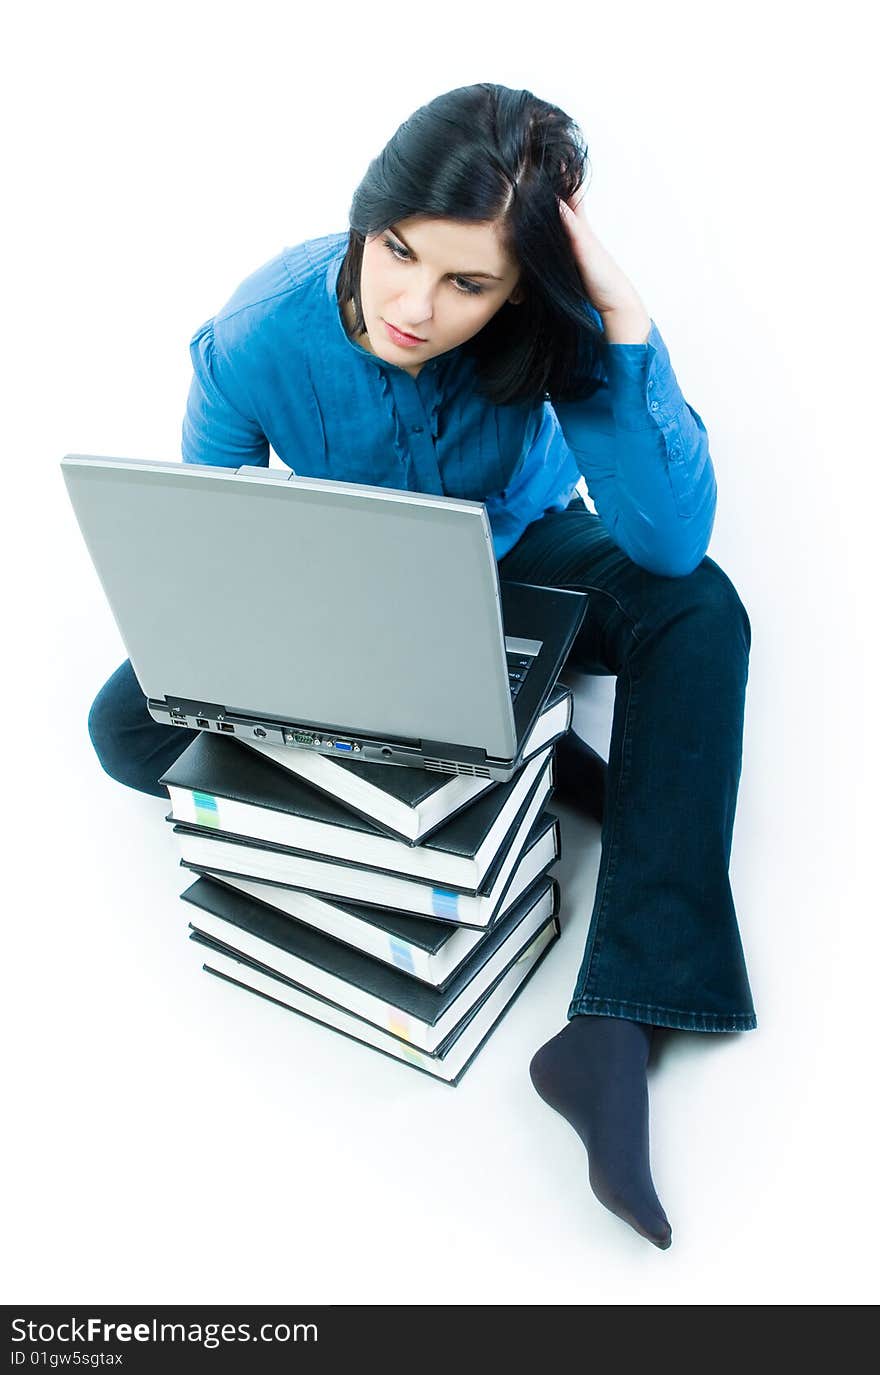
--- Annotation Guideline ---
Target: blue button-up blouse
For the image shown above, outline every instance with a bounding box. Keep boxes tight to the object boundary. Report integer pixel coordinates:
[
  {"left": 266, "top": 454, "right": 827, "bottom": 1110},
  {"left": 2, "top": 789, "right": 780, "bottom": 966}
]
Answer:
[{"left": 181, "top": 230, "right": 716, "bottom": 576}]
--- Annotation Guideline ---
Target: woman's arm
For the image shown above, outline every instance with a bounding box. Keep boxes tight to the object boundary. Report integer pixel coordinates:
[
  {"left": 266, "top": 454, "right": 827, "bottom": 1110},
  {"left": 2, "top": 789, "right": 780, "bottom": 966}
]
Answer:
[
  {"left": 552, "top": 319, "right": 717, "bottom": 577},
  {"left": 552, "top": 195, "right": 717, "bottom": 576},
  {"left": 181, "top": 319, "right": 270, "bottom": 468}
]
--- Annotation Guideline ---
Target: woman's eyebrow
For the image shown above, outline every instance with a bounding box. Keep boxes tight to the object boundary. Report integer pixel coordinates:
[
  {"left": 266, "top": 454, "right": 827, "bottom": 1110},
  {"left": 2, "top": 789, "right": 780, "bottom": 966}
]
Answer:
[{"left": 388, "top": 224, "right": 504, "bottom": 280}]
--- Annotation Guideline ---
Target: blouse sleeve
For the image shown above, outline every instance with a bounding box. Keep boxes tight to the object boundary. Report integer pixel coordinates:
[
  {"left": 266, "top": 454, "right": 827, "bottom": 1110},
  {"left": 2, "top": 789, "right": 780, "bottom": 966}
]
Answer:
[
  {"left": 551, "top": 312, "right": 717, "bottom": 577},
  {"left": 181, "top": 319, "right": 270, "bottom": 469}
]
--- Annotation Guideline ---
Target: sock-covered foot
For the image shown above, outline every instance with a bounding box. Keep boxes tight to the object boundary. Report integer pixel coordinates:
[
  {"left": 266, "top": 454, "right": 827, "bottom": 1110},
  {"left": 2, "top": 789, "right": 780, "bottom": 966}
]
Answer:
[
  {"left": 529, "top": 1014, "right": 671, "bottom": 1248},
  {"left": 552, "top": 731, "right": 607, "bottom": 824}
]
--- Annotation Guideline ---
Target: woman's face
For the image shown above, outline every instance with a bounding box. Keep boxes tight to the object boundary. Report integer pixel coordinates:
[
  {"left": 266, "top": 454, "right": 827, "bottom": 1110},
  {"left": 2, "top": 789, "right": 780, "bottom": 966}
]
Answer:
[{"left": 354, "top": 216, "right": 523, "bottom": 377}]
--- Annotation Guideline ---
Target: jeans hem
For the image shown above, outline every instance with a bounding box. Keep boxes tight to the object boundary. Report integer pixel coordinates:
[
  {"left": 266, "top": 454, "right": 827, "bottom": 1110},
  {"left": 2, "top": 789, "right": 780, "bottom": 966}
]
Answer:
[{"left": 566, "top": 995, "right": 757, "bottom": 1033}]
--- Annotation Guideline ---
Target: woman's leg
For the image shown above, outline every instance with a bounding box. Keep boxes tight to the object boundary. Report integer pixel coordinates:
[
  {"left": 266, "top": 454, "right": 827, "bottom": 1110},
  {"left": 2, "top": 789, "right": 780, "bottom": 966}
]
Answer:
[
  {"left": 499, "top": 498, "right": 755, "bottom": 1028},
  {"left": 87, "top": 659, "right": 198, "bottom": 798},
  {"left": 498, "top": 497, "right": 755, "bottom": 1246}
]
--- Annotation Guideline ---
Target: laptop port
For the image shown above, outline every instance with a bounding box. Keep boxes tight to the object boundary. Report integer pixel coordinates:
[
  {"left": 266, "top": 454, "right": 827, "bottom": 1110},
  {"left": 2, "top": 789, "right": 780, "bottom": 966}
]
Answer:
[
  {"left": 294, "top": 732, "right": 315, "bottom": 744},
  {"left": 333, "top": 741, "right": 355, "bottom": 752},
  {"left": 196, "top": 718, "right": 209, "bottom": 728},
  {"left": 217, "top": 721, "right": 234, "bottom": 733}
]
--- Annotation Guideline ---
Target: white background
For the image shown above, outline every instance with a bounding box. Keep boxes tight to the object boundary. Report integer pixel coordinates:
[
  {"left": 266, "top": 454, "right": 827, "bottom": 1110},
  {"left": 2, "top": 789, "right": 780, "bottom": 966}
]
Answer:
[{"left": 2, "top": 0, "right": 876, "bottom": 1305}]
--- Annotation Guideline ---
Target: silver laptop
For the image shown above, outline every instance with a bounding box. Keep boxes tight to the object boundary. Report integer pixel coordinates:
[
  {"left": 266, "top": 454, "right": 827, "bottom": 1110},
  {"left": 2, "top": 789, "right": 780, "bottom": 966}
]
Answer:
[{"left": 62, "top": 456, "right": 588, "bottom": 782}]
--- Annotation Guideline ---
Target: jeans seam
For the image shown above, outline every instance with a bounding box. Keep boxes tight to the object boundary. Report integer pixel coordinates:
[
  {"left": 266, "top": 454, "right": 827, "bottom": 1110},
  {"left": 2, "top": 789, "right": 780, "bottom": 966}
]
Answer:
[
  {"left": 568, "top": 996, "right": 757, "bottom": 1031},
  {"left": 571, "top": 997, "right": 755, "bottom": 1019},
  {"left": 575, "top": 656, "right": 638, "bottom": 996}
]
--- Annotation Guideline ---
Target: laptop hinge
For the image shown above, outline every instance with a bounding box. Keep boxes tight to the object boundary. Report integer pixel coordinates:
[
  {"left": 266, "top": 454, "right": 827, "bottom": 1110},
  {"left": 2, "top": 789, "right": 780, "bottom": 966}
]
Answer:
[{"left": 162, "top": 695, "right": 227, "bottom": 719}]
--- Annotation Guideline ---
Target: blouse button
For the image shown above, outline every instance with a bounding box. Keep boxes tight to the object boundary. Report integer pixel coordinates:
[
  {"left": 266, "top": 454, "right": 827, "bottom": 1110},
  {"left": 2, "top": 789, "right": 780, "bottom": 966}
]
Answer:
[{"left": 411, "top": 425, "right": 424, "bottom": 433}]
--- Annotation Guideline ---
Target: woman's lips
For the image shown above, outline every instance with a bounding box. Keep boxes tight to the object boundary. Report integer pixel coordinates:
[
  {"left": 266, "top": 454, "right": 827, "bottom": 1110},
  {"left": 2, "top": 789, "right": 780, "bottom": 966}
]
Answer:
[{"left": 383, "top": 319, "right": 425, "bottom": 347}]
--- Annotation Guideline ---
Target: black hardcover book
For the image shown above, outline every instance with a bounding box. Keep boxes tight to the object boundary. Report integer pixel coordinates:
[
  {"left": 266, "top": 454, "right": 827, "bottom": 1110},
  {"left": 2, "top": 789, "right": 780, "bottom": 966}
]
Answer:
[
  {"left": 198, "top": 911, "right": 560, "bottom": 1086},
  {"left": 161, "top": 732, "right": 554, "bottom": 890},
  {"left": 182, "top": 812, "right": 561, "bottom": 986},
  {"left": 186, "top": 873, "right": 560, "bottom": 1055},
  {"left": 237, "top": 683, "right": 573, "bottom": 844},
  {"left": 167, "top": 755, "right": 555, "bottom": 926}
]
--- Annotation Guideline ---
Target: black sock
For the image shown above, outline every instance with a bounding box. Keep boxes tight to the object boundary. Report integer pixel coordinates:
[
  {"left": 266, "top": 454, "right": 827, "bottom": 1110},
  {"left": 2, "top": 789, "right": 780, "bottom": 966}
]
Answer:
[
  {"left": 529, "top": 1014, "right": 672, "bottom": 1249},
  {"left": 552, "top": 731, "right": 607, "bottom": 824}
]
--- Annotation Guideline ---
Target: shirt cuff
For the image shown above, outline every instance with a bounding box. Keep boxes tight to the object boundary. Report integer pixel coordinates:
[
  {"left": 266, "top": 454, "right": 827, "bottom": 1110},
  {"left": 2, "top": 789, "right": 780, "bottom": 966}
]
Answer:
[{"left": 604, "top": 319, "right": 687, "bottom": 433}]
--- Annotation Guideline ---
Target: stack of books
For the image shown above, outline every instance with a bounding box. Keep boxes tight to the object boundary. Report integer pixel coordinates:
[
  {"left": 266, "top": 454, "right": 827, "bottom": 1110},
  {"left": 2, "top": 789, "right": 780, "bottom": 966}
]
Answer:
[{"left": 159, "top": 683, "right": 574, "bottom": 1085}]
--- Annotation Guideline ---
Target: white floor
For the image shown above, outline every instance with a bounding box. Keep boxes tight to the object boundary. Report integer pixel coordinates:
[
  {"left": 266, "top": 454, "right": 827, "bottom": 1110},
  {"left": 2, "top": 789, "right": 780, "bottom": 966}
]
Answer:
[
  {"left": 5, "top": 2, "right": 877, "bottom": 1305},
  {"left": 4, "top": 658, "right": 874, "bottom": 1305}
]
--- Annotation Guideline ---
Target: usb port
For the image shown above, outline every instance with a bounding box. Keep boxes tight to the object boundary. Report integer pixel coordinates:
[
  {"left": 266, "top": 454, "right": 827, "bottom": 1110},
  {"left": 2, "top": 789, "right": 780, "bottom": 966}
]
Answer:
[{"left": 217, "top": 722, "right": 234, "bottom": 733}]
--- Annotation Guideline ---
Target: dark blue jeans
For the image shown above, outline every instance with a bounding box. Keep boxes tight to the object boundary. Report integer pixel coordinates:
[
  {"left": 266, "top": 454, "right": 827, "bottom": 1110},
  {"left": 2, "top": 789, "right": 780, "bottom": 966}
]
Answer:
[{"left": 87, "top": 497, "right": 756, "bottom": 1034}]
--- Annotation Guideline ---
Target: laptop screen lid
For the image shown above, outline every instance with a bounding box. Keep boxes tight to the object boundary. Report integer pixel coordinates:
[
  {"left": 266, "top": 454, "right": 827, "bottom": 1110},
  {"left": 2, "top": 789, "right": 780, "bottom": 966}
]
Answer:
[{"left": 62, "top": 455, "right": 521, "bottom": 758}]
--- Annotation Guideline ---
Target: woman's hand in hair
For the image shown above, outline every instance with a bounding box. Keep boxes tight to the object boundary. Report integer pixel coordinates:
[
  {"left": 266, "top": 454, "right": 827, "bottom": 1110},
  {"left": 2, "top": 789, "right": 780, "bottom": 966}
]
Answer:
[{"left": 558, "top": 195, "right": 651, "bottom": 343}]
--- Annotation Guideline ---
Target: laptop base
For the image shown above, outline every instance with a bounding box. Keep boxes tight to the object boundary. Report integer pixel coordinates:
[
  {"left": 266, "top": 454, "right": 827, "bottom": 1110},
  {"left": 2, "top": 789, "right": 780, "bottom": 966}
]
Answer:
[{"left": 147, "top": 698, "right": 516, "bottom": 780}]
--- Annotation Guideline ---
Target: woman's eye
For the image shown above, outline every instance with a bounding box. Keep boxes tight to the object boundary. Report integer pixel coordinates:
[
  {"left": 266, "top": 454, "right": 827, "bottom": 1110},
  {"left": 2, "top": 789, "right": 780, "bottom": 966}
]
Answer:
[
  {"left": 383, "top": 237, "right": 409, "bottom": 261},
  {"left": 381, "top": 237, "right": 484, "bottom": 296}
]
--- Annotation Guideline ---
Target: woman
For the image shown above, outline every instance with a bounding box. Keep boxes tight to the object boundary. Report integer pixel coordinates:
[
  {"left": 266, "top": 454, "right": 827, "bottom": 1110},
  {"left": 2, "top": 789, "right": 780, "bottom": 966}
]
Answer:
[{"left": 88, "top": 82, "right": 755, "bottom": 1250}]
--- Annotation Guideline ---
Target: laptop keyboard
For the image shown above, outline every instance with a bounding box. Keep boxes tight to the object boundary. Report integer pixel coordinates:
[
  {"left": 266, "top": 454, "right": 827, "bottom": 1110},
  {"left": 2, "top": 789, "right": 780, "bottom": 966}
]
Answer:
[{"left": 507, "top": 652, "right": 536, "bottom": 702}]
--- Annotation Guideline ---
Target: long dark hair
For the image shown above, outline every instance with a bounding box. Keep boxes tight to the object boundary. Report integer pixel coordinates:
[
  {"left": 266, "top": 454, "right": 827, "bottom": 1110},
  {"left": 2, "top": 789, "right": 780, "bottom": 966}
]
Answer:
[{"left": 336, "top": 82, "right": 606, "bottom": 408}]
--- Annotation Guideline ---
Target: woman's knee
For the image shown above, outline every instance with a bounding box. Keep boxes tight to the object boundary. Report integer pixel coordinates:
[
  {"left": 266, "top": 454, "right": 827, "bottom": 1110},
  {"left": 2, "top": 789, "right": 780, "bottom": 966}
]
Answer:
[
  {"left": 695, "top": 558, "right": 750, "bottom": 647},
  {"left": 88, "top": 683, "right": 118, "bottom": 765},
  {"left": 658, "top": 556, "right": 751, "bottom": 652},
  {"left": 85, "top": 659, "right": 166, "bottom": 793},
  {"left": 87, "top": 661, "right": 135, "bottom": 760}
]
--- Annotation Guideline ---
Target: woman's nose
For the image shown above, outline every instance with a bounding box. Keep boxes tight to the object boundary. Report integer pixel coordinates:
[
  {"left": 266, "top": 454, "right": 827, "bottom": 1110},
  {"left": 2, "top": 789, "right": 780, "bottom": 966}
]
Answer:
[{"left": 399, "top": 297, "right": 433, "bottom": 327}]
